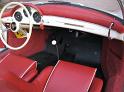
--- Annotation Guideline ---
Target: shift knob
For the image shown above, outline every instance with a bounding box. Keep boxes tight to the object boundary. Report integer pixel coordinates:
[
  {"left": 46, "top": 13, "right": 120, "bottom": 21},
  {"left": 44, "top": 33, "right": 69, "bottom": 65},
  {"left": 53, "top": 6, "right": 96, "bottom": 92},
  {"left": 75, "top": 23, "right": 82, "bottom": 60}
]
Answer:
[{"left": 52, "top": 40, "right": 57, "bottom": 45}]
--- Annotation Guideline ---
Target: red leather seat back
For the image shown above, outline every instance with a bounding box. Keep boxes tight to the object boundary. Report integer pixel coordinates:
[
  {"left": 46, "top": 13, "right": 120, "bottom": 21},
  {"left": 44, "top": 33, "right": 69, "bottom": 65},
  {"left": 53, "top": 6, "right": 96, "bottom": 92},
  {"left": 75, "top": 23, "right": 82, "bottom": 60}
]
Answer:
[
  {"left": 0, "top": 53, "right": 37, "bottom": 81},
  {"left": 44, "top": 60, "right": 96, "bottom": 92}
]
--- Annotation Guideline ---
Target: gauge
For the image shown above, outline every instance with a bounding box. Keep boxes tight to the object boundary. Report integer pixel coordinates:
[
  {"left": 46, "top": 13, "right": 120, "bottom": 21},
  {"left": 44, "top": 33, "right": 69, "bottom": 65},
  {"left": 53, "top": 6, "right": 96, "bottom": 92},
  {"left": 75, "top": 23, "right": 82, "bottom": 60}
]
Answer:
[
  {"left": 23, "top": 6, "right": 32, "bottom": 17},
  {"left": 14, "top": 12, "right": 22, "bottom": 22},
  {"left": 33, "top": 12, "right": 41, "bottom": 23}
]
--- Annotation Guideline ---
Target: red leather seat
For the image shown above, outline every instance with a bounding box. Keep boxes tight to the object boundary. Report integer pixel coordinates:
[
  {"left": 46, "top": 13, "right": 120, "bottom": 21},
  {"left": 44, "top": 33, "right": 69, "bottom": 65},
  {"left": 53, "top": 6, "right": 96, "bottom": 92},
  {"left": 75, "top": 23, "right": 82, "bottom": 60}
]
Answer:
[
  {"left": 34, "top": 65, "right": 103, "bottom": 92},
  {"left": 0, "top": 59, "right": 103, "bottom": 92}
]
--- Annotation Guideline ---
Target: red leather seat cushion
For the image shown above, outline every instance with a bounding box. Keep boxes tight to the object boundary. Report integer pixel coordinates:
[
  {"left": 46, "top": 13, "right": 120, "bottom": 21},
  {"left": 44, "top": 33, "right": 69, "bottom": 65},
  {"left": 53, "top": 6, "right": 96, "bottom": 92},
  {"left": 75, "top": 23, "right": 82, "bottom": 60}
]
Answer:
[{"left": 89, "top": 78, "right": 103, "bottom": 92}]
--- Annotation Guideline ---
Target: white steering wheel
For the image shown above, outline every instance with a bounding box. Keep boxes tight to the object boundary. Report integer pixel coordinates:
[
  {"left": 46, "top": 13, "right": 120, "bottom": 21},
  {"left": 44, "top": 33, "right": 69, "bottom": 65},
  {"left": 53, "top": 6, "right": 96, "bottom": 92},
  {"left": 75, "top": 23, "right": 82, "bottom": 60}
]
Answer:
[{"left": 0, "top": 2, "right": 33, "bottom": 50}]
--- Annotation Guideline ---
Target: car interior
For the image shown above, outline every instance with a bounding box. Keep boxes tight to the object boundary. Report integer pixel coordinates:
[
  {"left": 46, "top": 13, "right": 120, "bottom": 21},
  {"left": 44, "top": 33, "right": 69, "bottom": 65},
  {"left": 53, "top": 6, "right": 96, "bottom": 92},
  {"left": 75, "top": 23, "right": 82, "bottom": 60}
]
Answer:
[{"left": 0, "top": 1, "right": 124, "bottom": 92}]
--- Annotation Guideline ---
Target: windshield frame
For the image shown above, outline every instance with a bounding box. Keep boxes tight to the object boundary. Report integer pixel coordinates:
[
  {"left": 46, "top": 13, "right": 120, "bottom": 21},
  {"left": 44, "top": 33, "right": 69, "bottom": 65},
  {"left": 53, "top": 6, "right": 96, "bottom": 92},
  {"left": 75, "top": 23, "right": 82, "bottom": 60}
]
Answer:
[{"left": 117, "top": 0, "right": 124, "bottom": 19}]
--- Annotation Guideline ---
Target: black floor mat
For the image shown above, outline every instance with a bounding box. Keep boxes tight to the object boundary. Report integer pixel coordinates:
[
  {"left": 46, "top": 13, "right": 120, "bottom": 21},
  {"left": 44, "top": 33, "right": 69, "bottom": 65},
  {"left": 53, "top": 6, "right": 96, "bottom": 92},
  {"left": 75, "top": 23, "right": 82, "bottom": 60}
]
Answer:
[{"left": 29, "top": 51, "right": 57, "bottom": 72}]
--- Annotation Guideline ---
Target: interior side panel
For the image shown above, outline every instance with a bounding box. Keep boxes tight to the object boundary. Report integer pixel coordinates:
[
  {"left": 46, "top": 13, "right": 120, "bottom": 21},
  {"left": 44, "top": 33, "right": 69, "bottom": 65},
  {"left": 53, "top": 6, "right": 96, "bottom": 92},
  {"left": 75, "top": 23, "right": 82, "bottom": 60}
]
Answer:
[
  {"left": 8, "top": 30, "right": 48, "bottom": 56},
  {"left": 109, "top": 40, "right": 124, "bottom": 59},
  {"left": 102, "top": 38, "right": 124, "bottom": 92}
]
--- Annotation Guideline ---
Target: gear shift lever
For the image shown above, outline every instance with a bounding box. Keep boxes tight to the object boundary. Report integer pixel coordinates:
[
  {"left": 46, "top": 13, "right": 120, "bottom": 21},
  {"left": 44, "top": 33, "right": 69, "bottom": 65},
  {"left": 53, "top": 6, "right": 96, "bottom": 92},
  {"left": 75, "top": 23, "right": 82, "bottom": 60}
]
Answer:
[{"left": 52, "top": 40, "right": 60, "bottom": 60}]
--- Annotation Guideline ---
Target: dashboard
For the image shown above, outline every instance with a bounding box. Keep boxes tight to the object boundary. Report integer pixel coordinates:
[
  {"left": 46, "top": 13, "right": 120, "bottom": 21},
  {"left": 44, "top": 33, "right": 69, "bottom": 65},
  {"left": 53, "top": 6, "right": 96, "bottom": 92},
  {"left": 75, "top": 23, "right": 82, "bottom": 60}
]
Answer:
[
  {"left": 13, "top": 6, "right": 42, "bottom": 25},
  {"left": 1, "top": 3, "right": 124, "bottom": 41}
]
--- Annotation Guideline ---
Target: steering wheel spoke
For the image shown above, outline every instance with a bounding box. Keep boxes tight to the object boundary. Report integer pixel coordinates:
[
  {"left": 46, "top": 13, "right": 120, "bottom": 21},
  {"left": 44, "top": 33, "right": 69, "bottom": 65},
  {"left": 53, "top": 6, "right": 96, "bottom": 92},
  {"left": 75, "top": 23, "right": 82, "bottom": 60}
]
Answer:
[
  {"left": 1, "top": 23, "right": 11, "bottom": 33},
  {"left": 1, "top": 16, "right": 14, "bottom": 24}
]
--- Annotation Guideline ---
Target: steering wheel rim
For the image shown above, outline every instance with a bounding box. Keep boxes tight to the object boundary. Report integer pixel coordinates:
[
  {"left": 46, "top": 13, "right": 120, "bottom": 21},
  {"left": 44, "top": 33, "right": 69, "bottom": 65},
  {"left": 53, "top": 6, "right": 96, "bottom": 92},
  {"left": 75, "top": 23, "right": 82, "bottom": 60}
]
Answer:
[{"left": 0, "top": 2, "right": 33, "bottom": 50}]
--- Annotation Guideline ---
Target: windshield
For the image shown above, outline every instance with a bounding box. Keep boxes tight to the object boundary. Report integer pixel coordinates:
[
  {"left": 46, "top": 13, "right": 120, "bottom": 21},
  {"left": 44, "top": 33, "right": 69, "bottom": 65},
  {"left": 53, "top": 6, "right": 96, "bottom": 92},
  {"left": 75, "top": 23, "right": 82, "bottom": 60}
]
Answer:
[
  {"left": 35, "top": 0, "right": 124, "bottom": 20},
  {"left": 48, "top": 0, "right": 124, "bottom": 19}
]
